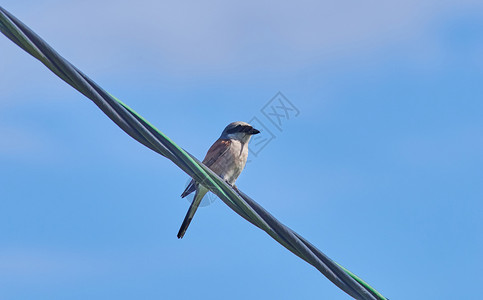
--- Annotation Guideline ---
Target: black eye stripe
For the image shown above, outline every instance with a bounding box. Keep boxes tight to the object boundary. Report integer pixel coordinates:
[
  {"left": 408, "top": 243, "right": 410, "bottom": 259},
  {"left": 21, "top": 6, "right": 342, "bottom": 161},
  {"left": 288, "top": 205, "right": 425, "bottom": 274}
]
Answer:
[
  {"left": 227, "top": 125, "right": 241, "bottom": 134},
  {"left": 227, "top": 125, "right": 251, "bottom": 134}
]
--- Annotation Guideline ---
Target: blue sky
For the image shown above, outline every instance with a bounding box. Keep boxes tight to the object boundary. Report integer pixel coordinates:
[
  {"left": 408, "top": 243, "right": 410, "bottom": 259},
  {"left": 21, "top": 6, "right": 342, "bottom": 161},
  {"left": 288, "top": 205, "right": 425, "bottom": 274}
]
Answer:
[{"left": 1, "top": 1, "right": 482, "bottom": 299}]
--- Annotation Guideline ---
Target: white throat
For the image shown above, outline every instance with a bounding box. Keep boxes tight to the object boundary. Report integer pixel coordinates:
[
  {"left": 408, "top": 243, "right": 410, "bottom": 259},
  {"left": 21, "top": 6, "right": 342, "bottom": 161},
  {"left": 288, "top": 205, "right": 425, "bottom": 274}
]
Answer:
[{"left": 227, "top": 132, "right": 252, "bottom": 144}]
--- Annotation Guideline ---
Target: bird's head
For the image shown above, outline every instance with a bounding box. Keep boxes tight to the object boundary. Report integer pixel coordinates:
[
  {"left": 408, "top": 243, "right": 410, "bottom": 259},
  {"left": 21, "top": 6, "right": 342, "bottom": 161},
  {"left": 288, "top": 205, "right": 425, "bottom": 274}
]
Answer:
[{"left": 220, "top": 121, "right": 260, "bottom": 143}]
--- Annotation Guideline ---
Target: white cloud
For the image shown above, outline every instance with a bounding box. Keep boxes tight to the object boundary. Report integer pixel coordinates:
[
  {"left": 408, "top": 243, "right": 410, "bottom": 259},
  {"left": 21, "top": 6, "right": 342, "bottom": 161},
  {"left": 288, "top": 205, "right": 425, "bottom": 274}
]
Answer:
[
  {"left": 1, "top": 0, "right": 482, "bottom": 105},
  {"left": 2, "top": 0, "right": 482, "bottom": 74}
]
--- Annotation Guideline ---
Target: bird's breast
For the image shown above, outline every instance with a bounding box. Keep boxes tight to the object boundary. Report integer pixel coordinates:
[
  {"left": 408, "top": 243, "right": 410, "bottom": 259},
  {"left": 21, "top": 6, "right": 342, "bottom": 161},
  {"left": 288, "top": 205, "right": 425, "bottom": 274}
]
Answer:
[{"left": 211, "top": 140, "right": 248, "bottom": 185}]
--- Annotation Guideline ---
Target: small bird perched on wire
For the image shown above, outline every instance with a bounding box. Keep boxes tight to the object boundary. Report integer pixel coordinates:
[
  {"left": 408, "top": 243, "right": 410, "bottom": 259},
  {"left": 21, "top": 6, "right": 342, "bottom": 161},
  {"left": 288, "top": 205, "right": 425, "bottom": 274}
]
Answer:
[{"left": 177, "top": 121, "right": 260, "bottom": 239}]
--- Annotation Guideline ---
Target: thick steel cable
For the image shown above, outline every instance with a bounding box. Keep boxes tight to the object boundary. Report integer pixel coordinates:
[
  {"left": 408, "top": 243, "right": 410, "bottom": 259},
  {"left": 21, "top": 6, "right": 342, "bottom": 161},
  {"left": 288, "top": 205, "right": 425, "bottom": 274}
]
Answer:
[{"left": 0, "top": 7, "right": 387, "bottom": 300}]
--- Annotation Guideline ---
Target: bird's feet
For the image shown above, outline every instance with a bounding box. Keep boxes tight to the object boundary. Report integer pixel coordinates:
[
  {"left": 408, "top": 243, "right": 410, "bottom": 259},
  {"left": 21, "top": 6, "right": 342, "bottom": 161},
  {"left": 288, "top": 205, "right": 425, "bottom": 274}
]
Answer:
[{"left": 224, "top": 180, "right": 237, "bottom": 190}]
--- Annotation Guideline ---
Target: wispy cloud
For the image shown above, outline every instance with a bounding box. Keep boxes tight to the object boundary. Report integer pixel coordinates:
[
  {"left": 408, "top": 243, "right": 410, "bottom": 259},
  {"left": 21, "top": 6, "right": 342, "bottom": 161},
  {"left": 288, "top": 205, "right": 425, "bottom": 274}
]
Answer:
[
  {"left": 1, "top": 0, "right": 481, "bottom": 76},
  {"left": 0, "top": 124, "right": 59, "bottom": 162},
  {"left": 0, "top": 248, "right": 99, "bottom": 280},
  {"left": 394, "top": 126, "right": 483, "bottom": 169}
]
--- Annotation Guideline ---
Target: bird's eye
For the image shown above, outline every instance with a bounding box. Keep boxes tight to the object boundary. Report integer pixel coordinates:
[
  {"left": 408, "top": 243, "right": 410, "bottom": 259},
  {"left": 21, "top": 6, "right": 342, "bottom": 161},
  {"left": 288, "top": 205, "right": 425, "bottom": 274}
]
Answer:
[{"left": 227, "top": 125, "right": 242, "bottom": 134}]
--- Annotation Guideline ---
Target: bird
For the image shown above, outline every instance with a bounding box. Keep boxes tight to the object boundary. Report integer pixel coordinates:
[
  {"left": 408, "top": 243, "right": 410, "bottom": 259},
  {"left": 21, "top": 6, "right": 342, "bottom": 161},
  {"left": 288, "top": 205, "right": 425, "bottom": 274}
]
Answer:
[{"left": 177, "top": 121, "right": 260, "bottom": 239}]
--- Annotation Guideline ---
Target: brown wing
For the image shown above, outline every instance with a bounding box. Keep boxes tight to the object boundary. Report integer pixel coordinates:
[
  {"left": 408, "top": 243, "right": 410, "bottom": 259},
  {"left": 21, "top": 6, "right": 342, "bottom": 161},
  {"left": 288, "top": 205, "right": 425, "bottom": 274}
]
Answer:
[
  {"left": 202, "top": 139, "right": 231, "bottom": 167},
  {"left": 180, "top": 139, "right": 231, "bottom": 198}
]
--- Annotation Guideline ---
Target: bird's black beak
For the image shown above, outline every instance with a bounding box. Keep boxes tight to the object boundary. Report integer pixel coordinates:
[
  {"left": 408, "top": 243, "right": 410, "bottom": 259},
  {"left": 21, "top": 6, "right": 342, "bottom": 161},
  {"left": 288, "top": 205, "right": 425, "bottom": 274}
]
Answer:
[{"left": 249, "top": 127, "right": 260, "bottom": 135}]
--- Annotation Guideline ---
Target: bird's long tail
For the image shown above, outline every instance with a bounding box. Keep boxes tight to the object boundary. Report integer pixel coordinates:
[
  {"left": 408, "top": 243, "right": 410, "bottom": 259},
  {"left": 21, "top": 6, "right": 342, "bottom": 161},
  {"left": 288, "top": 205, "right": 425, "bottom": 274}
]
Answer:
[{"left": 177, "top": 185, "right": 209, "bottom": 239}]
